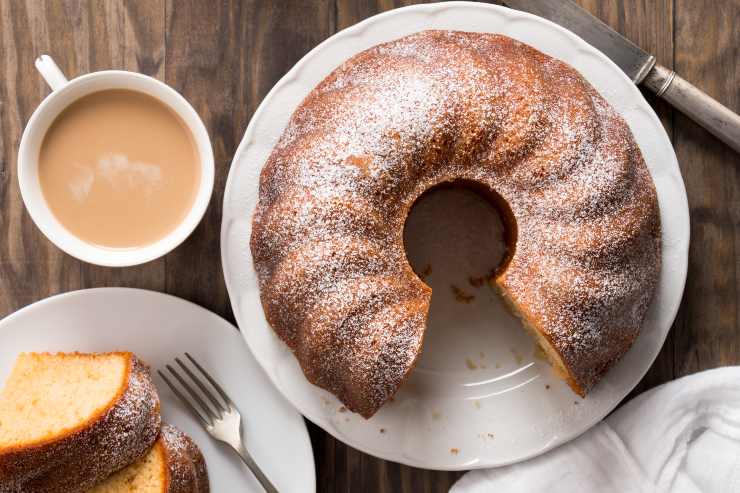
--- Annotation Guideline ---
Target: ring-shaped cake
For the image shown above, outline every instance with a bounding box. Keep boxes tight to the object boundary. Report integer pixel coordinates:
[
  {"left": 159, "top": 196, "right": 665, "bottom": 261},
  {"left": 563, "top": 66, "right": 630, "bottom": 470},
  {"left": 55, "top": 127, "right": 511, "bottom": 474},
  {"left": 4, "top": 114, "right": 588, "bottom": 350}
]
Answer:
[{"left": 250, "top": 31, "right": 661, "bottom": 418}]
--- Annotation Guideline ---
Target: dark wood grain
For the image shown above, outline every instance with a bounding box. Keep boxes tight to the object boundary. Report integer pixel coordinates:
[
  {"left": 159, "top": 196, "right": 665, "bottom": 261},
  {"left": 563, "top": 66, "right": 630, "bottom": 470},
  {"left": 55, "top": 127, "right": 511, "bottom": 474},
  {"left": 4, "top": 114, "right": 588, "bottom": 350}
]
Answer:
[
  {"left": 163, "top": 0, "right": 333, "bottom": 319},
  {"left": 163, "top": 0, "right": 244, "bottom": 320},
  {"left": 0, "top": 1, "right": 738, "bottom": 492},
  {"left": 672, "top": 0, "right": 740, "bottom": 376},
  {"left": 0, "top": 1, "right": 85, "bottom": 316},
  {"left": 0, "top": 0, "right": 167, "bottom": 310}
]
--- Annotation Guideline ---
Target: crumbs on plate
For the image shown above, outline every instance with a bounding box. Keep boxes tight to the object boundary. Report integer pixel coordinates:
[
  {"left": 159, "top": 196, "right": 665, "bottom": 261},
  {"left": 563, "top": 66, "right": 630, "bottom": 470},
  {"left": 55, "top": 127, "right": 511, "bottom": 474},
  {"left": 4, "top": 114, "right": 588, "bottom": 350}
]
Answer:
[
  {"left": 468, "top": 275, "right": 485, "bottom": 288},
  {"left": 451, "top": 285, "right": 475, "bottom": 303}
]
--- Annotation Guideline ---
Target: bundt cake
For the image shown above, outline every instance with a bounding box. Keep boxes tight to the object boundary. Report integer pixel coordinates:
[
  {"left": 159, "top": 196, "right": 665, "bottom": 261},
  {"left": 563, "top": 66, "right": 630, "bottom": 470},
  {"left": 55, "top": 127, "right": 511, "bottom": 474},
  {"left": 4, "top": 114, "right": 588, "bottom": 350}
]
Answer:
[
  {"left": 250, "top": 30, "right": 661, "bottom": 418},
  {"left": 0, "top": 352, "right": 161, "bottom": 492},
  {"left": 90, "top": 423, "right": 209, "bottom": 493}
]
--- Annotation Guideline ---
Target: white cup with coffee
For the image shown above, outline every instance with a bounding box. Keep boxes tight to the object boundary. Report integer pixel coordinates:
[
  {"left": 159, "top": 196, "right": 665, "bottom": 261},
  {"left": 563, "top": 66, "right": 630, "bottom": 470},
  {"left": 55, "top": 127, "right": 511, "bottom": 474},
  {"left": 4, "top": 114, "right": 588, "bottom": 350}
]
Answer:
[{"left": 18, "top": 55, "right": 215, "bottom": 267}]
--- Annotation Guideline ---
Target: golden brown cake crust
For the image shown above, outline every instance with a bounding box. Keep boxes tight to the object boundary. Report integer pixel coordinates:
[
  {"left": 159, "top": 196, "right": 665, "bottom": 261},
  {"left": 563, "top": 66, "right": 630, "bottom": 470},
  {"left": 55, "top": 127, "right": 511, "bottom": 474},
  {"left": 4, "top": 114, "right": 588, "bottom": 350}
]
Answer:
[
  {"left": 160, "top": 424, "right": 209, "bottom": 493},
  {"left": 0, "top": 353, "right": 161, "bottom": 492},
  {"left": 250, "top": 30, "right": 661, "bottom": 417}
]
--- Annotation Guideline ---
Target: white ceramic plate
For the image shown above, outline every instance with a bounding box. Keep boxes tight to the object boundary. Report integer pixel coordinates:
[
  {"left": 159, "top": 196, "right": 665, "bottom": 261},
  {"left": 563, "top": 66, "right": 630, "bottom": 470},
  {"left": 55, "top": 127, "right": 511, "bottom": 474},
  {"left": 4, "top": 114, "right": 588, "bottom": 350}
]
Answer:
[
  {"left": 221, "top": 1, "right": 689, "bottom": 470},
  {"left": 0, "top": 289, "right": 315, "bottom": 492}
]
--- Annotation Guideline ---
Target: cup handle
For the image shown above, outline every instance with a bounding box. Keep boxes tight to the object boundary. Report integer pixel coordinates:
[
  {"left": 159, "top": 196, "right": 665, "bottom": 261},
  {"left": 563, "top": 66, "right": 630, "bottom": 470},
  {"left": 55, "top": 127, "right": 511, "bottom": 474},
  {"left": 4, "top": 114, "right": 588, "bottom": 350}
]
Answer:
[{"left": 35, "top": 55, "right": 68, "bottom": 91}]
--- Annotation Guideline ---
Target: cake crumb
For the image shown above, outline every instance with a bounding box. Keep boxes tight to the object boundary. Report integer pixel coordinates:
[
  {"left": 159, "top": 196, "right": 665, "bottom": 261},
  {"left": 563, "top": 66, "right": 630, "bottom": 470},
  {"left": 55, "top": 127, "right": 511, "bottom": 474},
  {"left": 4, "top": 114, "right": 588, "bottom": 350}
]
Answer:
[
  {"left": 379, "top": 428, "right": 386, "bottom": 434},
  {"left": 487, "top": 433, "right": 494, "bottom": 439},
  {"left": 450, "top": 448, "right": 459, "bottom": 455},
  {"left": 465, "top": 357, "right": 478, "bottom": 370},
  {"left": 473, "top": 400, "right": 481, "bottom": 409},
  {"left": 432, "top": 410, "right": 442, "bottom": 420},
  {"left": 452, "top": 285, "right": 475, "bottom": 303},
  {"left": 545, "top": 384, "right": 551, "bottom": 390},
  {"left": 574, "top": 401, "right": 580, "bottom": 405},
  {"left": 495, "top": 362, "right": 501, "bottom": 369},
  {"left": 338, "top": 406, "right": 347, "bottom": 413},
  {"left": 510, "top": 348, "right": 524, "bottom": 365},
  {"left": 469, "top": 275, "right": 485, "bottom": 288}
]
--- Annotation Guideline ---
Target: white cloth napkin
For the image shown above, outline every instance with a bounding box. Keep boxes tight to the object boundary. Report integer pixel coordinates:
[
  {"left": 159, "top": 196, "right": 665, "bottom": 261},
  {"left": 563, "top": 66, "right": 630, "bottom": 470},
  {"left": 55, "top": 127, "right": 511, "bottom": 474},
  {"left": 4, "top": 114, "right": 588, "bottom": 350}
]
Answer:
[{"left": 452, "top": 367, "right": 740, "bottom": 493}]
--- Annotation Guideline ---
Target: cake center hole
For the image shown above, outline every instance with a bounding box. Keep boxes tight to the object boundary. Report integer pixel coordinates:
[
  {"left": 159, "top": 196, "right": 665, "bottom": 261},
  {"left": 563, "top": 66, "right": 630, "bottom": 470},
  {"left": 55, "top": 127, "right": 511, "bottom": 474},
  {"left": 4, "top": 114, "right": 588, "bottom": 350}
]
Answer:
[
  {"left": 402, "top": 184, "right": 533, "bottom": 376},
  {"left": 404, "top": 183, "right": 511, "bottom": 292}
]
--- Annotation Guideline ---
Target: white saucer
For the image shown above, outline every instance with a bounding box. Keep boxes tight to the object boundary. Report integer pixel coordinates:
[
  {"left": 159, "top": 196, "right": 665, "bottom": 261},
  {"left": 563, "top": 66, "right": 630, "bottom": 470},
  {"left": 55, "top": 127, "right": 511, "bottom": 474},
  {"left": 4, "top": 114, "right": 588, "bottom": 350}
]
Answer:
[
  {"left": 221, "top": 1, "right": 689, "bottom": 470},
  {"left": 0, "top": 288, "right": 315, "bottom": 492}
]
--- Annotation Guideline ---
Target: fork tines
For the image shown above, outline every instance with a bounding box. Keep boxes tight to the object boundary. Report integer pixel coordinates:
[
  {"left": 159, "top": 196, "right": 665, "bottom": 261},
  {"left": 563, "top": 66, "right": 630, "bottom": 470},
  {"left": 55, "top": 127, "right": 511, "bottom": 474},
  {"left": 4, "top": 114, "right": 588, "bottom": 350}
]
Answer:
[{"left": 158, "top": 352, "right": 235, "bottom": 427}]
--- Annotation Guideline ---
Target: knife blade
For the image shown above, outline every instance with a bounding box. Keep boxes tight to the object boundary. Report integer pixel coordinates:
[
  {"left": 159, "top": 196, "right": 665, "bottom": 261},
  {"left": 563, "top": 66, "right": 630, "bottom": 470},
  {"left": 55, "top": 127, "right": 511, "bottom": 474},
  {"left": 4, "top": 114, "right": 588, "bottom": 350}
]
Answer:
[
  {"left": 502, "top": 0, "right": 740, "bottom": 154},
  {"left": 501, "top": 0, "right": 655, "bottom": 83}
]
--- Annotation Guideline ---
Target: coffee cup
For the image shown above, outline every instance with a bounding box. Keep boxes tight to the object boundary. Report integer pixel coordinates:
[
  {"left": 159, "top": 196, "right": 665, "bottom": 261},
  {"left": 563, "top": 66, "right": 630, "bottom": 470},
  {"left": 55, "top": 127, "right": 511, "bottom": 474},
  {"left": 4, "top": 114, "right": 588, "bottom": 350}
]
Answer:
[{"left": 18, "top": 55, "right": 214, "bottom": 267}]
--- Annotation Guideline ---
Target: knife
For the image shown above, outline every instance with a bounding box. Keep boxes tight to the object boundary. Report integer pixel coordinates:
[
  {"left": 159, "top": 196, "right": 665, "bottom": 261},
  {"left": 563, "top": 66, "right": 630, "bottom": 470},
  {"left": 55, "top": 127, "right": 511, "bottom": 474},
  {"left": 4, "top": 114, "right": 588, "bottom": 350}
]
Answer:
[{"left": 503, "top": 0, "right": 740, "bottom": 153}]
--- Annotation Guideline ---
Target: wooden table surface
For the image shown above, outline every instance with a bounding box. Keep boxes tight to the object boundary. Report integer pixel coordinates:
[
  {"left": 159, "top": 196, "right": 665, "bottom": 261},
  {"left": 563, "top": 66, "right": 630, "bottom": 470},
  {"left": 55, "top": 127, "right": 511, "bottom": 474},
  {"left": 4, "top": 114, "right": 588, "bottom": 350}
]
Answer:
[{"left": 1, "top": 1, "right": 738, "bottom": 491}]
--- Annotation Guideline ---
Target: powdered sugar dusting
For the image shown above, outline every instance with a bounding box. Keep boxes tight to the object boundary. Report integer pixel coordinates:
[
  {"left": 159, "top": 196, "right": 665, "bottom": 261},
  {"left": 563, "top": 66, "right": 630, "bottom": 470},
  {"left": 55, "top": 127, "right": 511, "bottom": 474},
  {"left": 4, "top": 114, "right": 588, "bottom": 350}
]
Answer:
[
  {"left": 250, "top": 31, "right": 660, "bottom": 416},
  {"left": 159, "top": 423, "right": 209, "bottom": 492},
  {"left": 1, "top": 353, "right": 161, "bottom": 492}
]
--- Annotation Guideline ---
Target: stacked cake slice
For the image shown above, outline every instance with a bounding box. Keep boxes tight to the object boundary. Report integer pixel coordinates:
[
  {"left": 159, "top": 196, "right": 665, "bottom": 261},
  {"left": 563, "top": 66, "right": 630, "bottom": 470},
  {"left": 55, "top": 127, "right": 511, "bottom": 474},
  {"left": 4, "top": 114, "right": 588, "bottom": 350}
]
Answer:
[{"left": 0, "top": 352, "right": 209, "bottom": 492}]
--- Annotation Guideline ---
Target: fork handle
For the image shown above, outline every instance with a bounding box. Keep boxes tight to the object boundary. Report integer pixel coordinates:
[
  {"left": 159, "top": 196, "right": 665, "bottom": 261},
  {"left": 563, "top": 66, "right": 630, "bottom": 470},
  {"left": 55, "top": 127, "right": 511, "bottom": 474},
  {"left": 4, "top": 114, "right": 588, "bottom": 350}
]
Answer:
[{"left": 233, "top": 441, "right": 280, "bottom": 493}]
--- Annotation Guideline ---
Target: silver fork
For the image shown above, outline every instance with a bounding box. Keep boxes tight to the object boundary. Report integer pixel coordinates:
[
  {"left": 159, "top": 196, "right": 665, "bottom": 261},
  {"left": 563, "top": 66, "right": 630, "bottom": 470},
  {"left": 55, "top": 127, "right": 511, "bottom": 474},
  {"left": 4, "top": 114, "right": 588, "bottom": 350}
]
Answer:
[{"left": 158, "top": 353, "right": 279, "bottom": 493}]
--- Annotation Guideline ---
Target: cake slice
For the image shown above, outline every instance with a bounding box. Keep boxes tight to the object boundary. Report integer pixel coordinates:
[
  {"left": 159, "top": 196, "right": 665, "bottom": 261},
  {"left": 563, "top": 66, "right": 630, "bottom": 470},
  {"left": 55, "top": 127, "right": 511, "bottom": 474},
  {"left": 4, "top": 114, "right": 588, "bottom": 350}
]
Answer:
[
  {"left": 90, "top": 423, "right": 209, "bottom": 493},
  {"left": 0, "top": 352, "right": 161, "bottom": 492}
]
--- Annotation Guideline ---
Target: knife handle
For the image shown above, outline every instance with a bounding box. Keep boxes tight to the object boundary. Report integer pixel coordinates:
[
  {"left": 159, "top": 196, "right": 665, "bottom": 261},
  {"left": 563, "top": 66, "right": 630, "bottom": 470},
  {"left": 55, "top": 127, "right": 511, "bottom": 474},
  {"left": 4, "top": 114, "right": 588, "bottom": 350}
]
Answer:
[{"left": 643, "top": 64, "right": 740, "bottom": 153}]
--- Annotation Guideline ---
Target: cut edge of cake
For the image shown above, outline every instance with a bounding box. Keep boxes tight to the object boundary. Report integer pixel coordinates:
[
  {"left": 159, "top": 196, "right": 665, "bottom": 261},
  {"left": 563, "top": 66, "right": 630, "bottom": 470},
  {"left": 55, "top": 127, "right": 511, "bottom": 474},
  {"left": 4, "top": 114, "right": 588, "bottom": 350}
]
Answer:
[
  {"left": 0, "top": 351, "right": 161, "bottom": 492},
  {"left": 90, "top": 423, "right": 209, "bottom": 493}
]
